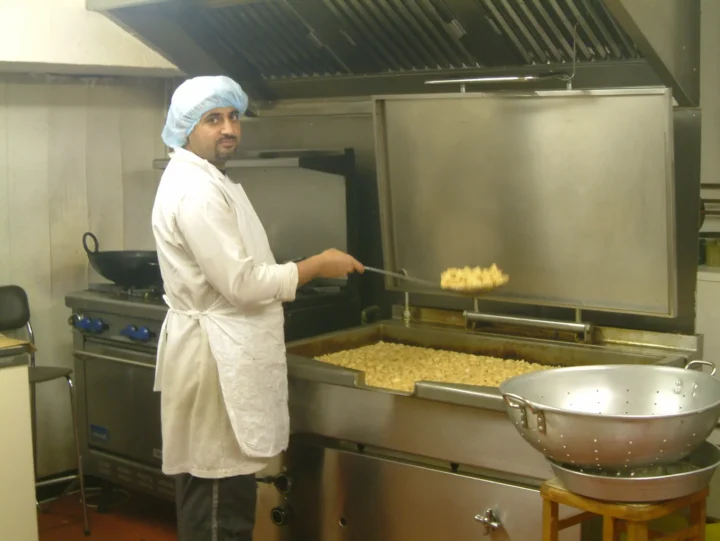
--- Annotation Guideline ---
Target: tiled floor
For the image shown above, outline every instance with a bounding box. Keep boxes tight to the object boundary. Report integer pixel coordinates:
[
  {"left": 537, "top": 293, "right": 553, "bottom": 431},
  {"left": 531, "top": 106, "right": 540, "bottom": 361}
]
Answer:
[{"left": 38, "top": 489, "right": 177, "bottom": 541}]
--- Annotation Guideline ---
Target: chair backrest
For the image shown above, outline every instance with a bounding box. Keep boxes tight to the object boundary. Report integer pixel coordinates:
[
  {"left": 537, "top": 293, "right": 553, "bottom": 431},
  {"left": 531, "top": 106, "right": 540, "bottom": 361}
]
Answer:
[{"left": 0, "top": 285, "right": 31, "bottom": 332}]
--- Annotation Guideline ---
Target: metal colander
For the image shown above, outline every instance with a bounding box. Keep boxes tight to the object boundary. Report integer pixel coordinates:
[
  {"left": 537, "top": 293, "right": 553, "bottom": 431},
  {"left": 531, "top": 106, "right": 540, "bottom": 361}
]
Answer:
[{"left": 499, "top": 361, "right": 720, "bottom": 469}]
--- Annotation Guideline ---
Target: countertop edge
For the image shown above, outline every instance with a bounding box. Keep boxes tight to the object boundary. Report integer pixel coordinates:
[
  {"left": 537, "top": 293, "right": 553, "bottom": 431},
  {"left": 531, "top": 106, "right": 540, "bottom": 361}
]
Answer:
[{"left": 0, "top": 356, "right": 29, "bottom": 370}]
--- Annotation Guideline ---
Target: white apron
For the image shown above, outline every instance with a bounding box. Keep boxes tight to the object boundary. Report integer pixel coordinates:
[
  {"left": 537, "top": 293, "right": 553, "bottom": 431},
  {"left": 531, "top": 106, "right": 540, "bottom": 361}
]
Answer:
[{"left": 154, "top": 162, "right": 290, "bottom": 459}]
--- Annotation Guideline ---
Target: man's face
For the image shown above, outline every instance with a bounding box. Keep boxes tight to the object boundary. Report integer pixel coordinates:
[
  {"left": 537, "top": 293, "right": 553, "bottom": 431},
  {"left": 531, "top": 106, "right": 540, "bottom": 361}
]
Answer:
[{"left": 185, "top": 106, "right": 242, "bottom": 164}]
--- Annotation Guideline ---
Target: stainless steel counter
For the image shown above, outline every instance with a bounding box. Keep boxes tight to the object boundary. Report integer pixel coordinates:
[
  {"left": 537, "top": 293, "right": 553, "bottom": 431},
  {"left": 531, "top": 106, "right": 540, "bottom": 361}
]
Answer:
[
  {"left": 65, "top": 290, "right": 167, "bottom": 321},
  {"left": 0, "top": 355, "right": 28, "bottom": 368},
  {"left": 0, "top": 339, "right": 30, "bottom": 368}
]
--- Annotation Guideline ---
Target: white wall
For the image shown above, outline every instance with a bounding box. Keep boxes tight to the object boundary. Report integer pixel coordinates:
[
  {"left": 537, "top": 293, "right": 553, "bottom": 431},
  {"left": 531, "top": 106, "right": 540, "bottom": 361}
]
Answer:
[
  {"left": 0, "top": 73, "right": 168, "bottom": 477},
  {"left": 0, "top": 0, "right": 180, "bottom": 77}
]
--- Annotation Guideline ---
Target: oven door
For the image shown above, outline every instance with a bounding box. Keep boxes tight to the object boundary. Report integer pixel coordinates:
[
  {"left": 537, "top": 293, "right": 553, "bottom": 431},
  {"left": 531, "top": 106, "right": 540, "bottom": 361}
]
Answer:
[{"left": 74, "top": 343, "right": 162, "bottom": 467}]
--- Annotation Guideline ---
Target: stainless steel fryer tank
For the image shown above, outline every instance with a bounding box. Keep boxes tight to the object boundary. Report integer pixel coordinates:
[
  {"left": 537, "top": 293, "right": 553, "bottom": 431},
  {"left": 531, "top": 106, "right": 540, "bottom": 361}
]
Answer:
[
  {"left": 254, "top": 322, "right": 688, "bottom": 541},
  {"left": 283, "top": 320, "right": 688, "bottom": 481},
  {"left": 286, "top": 320, "right": 686, "bottom": 393}
]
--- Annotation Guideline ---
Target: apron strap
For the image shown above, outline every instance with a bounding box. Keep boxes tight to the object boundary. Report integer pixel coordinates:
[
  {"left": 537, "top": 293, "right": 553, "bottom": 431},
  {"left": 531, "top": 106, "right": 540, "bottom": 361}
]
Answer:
[{"left": 164, "top": 295, "right": 206, "bottom": 320}]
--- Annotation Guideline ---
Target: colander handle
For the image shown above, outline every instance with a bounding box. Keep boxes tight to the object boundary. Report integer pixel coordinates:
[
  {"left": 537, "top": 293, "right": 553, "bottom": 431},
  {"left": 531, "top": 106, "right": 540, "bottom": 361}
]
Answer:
[
  {"left": 502, "top": 393, "right": 547, "bottom": 433},
  {"left": 685, "top": 360, "right": 717, "bottom": 376}
]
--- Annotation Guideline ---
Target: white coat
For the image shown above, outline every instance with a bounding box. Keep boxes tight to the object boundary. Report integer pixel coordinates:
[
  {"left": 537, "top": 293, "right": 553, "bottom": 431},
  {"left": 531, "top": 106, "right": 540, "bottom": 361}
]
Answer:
[{"left": 151, "top": 147, "right": 299, "bottom": 479}]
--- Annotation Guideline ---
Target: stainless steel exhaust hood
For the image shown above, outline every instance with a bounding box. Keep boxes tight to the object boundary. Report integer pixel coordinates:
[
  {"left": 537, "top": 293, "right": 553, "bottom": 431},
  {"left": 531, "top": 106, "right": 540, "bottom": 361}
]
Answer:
[{"left": 87, "top": 0, "right": 699, "bottom": 106}]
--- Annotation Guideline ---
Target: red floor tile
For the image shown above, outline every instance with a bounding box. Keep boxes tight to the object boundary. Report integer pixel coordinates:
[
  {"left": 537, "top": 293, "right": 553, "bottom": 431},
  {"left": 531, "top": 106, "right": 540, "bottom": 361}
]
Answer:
[{"left": 38, "top": 490, "right": 177, "bottom": 541}]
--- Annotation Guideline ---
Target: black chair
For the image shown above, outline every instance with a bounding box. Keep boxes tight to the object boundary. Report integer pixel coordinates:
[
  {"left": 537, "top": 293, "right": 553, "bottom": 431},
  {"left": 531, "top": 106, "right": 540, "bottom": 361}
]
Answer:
[{"left": 0, "top": 285, "right": 90, "bottom": 535}]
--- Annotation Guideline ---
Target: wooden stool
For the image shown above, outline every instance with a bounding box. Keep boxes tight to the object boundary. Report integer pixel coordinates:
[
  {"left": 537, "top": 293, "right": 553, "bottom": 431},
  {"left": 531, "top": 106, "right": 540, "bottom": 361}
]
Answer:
[{"left": 541, "top": 478, "right": 708, "bottom": 541}]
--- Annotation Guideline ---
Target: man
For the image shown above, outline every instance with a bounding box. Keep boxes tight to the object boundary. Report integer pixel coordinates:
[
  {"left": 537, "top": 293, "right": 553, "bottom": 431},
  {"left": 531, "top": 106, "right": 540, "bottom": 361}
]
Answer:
[{"left": 151, "top": 75, "right": 363, "bottom": 540}]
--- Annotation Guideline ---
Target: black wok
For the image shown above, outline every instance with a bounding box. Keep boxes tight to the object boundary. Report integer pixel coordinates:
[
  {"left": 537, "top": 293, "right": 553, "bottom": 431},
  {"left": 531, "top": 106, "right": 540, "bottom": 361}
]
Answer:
[{"left": 83, "top": 232, "right": 162, "bottom": 289}]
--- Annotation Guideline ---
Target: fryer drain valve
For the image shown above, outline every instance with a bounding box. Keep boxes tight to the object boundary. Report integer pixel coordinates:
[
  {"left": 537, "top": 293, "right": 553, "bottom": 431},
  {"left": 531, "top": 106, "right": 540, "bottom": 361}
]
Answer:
[{"left": 474, "top": 508, "right": 501, "bottom": 536}]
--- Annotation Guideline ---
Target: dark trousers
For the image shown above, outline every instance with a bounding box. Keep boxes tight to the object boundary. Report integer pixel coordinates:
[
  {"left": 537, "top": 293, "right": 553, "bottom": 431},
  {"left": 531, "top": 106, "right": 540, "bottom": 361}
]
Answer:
[{"left": 175, "top": 473, "right": 257, "bottom": 541}]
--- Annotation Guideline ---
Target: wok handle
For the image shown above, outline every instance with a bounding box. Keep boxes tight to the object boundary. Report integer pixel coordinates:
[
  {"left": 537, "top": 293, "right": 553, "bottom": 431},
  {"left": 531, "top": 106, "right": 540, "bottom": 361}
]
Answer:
[
  {"left": 685, "top": 360, "right": 717, "bottom": 376},
  {"left": 82, "top": 232, "right": 99, "bottom": 254},
  {"left": 502, "top": 392, "right": 547, "bottom": 433}
]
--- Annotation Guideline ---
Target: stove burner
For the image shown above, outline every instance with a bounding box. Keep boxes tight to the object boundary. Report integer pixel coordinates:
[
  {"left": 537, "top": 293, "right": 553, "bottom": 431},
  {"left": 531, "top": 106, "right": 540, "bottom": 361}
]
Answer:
[
  {"left": 88, "top": 283, "right": 164, "bottom": 301},
  {"left": 87, "top": 282, "right": 344, "bottom": 304}
]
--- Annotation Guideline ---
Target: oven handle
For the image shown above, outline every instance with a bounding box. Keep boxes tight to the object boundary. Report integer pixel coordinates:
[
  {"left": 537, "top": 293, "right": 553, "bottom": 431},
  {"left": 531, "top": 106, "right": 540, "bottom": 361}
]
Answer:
[{"left": 74, "top": 350, "right": 155, "bottom": 370}]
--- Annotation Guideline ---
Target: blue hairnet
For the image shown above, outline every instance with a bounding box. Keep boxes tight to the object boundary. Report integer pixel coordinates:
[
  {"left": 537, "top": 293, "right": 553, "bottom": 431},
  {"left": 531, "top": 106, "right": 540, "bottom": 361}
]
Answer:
[{"left": 161, "top": 75, "right": 249, "bottom": 148}]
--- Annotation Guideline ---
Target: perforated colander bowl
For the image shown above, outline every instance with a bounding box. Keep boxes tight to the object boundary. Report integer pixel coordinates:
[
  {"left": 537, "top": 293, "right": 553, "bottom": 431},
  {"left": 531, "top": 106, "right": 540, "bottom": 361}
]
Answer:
[{"left": 499, "top": 361, "right": 720, "bottom": 469}]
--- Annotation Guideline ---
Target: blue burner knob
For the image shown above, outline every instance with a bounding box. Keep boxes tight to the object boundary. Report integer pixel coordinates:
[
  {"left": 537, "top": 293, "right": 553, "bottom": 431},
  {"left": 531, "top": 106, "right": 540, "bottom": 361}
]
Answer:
[
  {"left": 135, "top": 326, "right": 152, "bottom": 341},
  {"left": 120, "top": 324, "right": 154, "bottom": 342},
  {"left": 88, "top": 318, "right": 108, "bottom": 334},
  {"left": 120, "top": 324, "right": 137, "bottom": 339},
  {"left": 69, "top": 314, "right": 92, "bottom": 331}
]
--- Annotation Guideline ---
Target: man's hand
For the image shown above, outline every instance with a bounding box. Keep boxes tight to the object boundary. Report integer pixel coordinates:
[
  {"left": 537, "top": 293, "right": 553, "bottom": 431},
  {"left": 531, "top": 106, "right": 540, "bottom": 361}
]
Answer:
[
  {"left": 296, "top": 249, "right": 364, "bottom": 286},
  {"left": 316, "top": 248, "right": 364, "bottom": 278}
]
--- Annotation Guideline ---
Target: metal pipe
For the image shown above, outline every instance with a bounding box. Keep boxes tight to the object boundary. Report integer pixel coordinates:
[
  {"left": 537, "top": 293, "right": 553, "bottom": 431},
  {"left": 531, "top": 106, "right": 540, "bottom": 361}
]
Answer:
[
  {"left": 26, "top": 321, "right": 38, "bottom": 499},
  {"left": 426, "top": 75, "right": 539, "bottom": 85},
  {"left": 36, "top": 474, "right": 81, "bottom": 488},
  {"left": 400, "top": 269, "right": 411, "bottom": 327},
  {"left": 67, "top": 376, "right": 90, "bottom": 535},
  {"left": 26, "top": 322, "right": 35, "bottom": 367},
  {"left": 74, "top": 351, "right": 154, "bottom": 370},
  {"left": 463, "top": 311, "right": 592, "bottom": 337},
  {"left": 152, "top": 157, "right": 301, "bottom": 171},
  {"left": 424, "top": 73, "right": 571, "bottom": 86}
]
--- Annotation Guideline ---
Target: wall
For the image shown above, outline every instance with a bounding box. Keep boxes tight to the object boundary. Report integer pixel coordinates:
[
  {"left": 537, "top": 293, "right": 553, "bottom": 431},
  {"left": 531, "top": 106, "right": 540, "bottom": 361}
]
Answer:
[
  {"left": 0, "top": 0, "right": 180, "bottom": 77},
  {"left": 240, "top": 115, "right": 385, "bottom": 309},
  {"left": 701, "top": 0, "right": 720, "bottom": 186},
  {"left": 699, "top": 0, "right": 720, "bottom": 236},
  {"left": 0, "top": 73, "right": 167, "bottom": 477}
]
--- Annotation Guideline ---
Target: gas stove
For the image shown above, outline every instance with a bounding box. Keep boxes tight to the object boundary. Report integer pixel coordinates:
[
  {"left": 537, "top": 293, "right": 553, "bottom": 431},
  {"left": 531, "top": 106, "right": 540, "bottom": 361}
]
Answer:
[
  {"left": 87, "top": 283, "right": 165, "bottom": 302},
  {"left": 67, "top": 280, "right": 360, "bottom": 347}
]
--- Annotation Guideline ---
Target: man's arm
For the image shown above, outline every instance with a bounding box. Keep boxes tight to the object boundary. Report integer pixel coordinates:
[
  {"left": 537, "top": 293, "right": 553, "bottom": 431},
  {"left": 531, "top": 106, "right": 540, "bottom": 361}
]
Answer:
[
  {"left": 177, "top": 184, "right": 299, "bottom": 307},
  {"left": 297, "top": 257, "right": 321, "bottom": 287},
  {"left": 176, "top": 184, "right": 363, "bottom": 308}
]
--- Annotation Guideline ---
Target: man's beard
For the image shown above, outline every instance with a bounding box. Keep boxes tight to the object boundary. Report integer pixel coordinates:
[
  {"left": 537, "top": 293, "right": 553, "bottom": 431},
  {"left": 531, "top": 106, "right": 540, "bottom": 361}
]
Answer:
[{"left": 214, "top": 138, "right": 237, "bottom": 161}]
